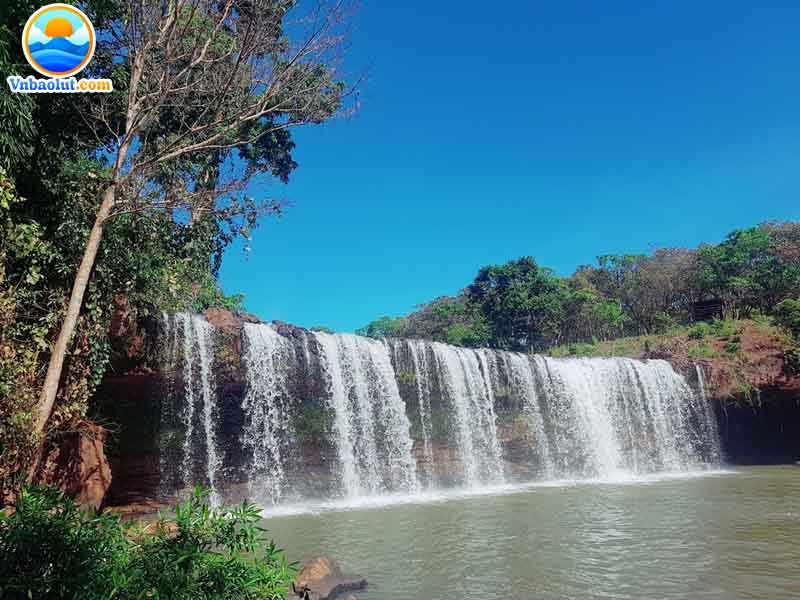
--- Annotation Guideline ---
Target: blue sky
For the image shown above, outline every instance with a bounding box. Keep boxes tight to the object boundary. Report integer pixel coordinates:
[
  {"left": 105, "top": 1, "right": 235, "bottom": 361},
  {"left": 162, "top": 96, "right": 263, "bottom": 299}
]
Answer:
[
  {"left": 34, "top": 7, "right": 84, "bottom": 31},
  {"left": 219, "top": 1, "right": 800, "bottom": 332}
]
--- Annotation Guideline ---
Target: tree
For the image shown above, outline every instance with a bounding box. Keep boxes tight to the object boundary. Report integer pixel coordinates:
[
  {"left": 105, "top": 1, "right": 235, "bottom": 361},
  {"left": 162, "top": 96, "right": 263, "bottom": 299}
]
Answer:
[
  {"left": 351, "top": 222, "right": 800, "bottom": 354},
  {"left": 356, "top": 296, "right": 490, "bottom": 347},
  {"left": 694, "top": 227, "right": 800, "bottom": 318},
  {"left": 466, "top": 257, "right": 568, "bottom": 351},
  {"left": 28, "top": 0, "right": 355, "bottom": 477},
  {"left": 774, "top": 298, "right": 800, "bottom": 340},
  {"left": 560, "top": 283, "right": 626, "bottom": 343},
  {"left": 407, "top": 296, "right": 488, "bottom": 346},
  {"left": 583, "top": 249, "right": 697, "bottom": 335},
  {"left": 356, "top": 315, "right": 407, "bottom": 338}
]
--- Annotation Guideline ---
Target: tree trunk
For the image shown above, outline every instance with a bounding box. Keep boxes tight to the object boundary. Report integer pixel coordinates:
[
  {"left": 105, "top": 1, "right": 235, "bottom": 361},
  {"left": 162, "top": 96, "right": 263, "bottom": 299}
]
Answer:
[{"left": 27, "top": 184, "right": 116, "bottom": 481}]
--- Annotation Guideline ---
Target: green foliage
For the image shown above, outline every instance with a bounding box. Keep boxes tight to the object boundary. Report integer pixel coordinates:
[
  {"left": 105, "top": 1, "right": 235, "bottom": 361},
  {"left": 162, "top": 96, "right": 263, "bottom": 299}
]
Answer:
[
  {"left": 396, "top": 370, "right": 417, "bottom": 386},
  {"left": 358, "top": 297, "right": 490, "bottom": 347},
  {"left": 0, "top": 486, "right": 128, "bottom": 598},
  {"left": 356, "top": 315, "right": 407, "bottom": 338},
  {"left": 466, "top": 257, "right": 568, "bottom": 351},
  {"left": 695, "top": 226, "right": 800, "bottom": 317},
  {"left": 0, "top": 169, "right": 49, "bottom": 496},
  {"left": 0, "top": 0, "right": 347, "bottom": 494},
  {"left": 729, "top": 377, "right": 760, "bottom": 403},
  {"left": 709, "top": 318, "right": 740, "bottom": 338},
  {"left": 688, "top": 322, "right": 712, "bottom": 340},
  {"left": 584, "top": 249, "right": 696, "bottom": 335},
  {"left": 0, "top": 157, "right": 241, "bottom": 491},
  {"left": 0, "top": 486, "right": 296, "bottom": 600},
  {"left": 688, "top": 344, "right": 718, "bottom": 359},
  {"left": 724, "top": 339, "right": 741, "bottom": 354},
  {"left": 443, "top": 319, "right": 490, "bottom": 347},
  {"left": 293, "top": 403, "right": 334, "bottom": 444},
  {"left": 360, "top": 223, "right": 798, "bottom": 356},
  {"left": 652, "top": 311, "right": 680, "bottom": 334},
  {"left": 774, "top": 298, "right": 800, "bottom": 340}
]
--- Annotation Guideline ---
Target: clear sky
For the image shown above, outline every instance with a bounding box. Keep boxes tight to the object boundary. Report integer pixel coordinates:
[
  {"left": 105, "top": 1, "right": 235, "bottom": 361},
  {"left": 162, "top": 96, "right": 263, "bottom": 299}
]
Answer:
[{"left": 219, "top": 1, "right": 800, "bottom": 332}]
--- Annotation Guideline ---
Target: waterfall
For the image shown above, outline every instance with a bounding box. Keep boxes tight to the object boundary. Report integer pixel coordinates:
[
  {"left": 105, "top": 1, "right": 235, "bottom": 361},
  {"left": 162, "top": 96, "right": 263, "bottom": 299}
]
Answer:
[
  {"left": 695, "top": 364, "right": 723, "bottom": 464},
  {"left": 161, "top": 313, "right": 221, "bottom": 502},
  {"left": 430, "top": 343, "right": 505, "bottom": 486},
  {"left": 503, "top": 352, "right": 554, "bottom": 478},
  {"left": 313, "top": 332, "right": 419, "bottom": 497},
  {"left": 241, "top": 323, "right": 296, "bottom": 505},
  {"left": 534, "top": 357, "right": 718, "bottom": 478},
  {"left": 405, "top": 340, "right": 435, "bottom": 483},
  {"left": 159, "top": 315, "right": 721, "bottom": 505}
]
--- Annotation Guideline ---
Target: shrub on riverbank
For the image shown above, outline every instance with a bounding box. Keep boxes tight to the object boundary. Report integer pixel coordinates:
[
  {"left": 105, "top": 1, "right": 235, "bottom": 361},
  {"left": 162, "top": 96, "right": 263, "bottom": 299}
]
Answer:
[{"left": 0, "top": 486, "right": 295, "bottom": 599}]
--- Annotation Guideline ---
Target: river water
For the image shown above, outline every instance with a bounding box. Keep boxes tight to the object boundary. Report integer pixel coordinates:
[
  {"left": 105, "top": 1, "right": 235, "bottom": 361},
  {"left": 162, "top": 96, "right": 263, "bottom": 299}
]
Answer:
[{"left": 264, "top": 466, "right": 800, "bottom": 599}]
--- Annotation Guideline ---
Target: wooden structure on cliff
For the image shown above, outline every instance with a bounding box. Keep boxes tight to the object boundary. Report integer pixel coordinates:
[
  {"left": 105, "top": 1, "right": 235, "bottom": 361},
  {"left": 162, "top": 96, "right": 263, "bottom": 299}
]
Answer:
[{"left": 690, "top": 298, "right": 723, "bottom": 322}]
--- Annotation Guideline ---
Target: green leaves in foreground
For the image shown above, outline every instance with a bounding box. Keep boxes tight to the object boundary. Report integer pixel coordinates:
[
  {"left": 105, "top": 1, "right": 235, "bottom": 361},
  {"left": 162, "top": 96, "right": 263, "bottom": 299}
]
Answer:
[{"left": 0, "top": 486, "right": 296, "bottom": 600}]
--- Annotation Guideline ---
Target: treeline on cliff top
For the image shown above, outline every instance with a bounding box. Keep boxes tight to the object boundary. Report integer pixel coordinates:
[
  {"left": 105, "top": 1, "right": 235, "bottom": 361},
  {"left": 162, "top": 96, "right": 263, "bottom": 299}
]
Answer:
[
  {"left": 0, "top": 0, "right": 354, "bottom": 498},
  {"left": 357, "top": 222, "right": 800, "bottom": 353}
]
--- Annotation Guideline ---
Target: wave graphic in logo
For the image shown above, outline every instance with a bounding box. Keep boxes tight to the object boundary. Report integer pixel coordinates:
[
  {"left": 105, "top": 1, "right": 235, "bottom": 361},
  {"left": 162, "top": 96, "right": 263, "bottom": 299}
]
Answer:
[{"left": 22, "top": 3, "right": 95, "bottom": 77}]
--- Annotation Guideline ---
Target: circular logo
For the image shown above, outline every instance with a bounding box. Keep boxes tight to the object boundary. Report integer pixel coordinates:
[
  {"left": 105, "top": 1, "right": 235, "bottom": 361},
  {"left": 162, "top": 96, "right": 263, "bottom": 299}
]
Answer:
[{"left": 22, "top": 3, "right": 96, "bottom": 78}]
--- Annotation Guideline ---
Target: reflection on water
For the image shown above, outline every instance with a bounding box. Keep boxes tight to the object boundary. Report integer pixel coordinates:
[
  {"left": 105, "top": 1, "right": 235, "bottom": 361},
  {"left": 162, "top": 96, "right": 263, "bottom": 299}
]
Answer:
[{"left": 263, "top": 467, "right": 800, "bottom": 600}]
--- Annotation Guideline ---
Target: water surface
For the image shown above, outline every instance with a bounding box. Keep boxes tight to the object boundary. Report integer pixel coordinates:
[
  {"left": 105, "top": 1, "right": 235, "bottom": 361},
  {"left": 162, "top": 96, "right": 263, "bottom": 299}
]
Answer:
[{"left": 265, "top": 467, "right": 800, "bottom": 599}]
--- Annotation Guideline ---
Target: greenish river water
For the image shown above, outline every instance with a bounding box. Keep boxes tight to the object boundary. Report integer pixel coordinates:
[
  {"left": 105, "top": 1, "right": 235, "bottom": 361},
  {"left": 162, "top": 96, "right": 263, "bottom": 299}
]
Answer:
[{"left": 264, "top": 467, "right": 800, "bottom": 599}]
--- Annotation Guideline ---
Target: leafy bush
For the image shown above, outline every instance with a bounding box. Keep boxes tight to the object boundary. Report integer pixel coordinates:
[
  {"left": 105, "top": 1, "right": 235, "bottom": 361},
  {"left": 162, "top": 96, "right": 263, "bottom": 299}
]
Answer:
[
  {"left": 774, "top": 298, "right": 800, "bottom": 339},
  {"left": 652, "top": 311, "right": 680, "bottom": 334},
  {"left": 710, "top": 319, "right": 740, "bottom": 338},
  {"left": 724, "top": 339, "right": 741, "bottom": 354},
  {"left": 0, "top": 486, "right": 296, "bottom": 600},
  {"left": 687, "top": 322, "right": 712, "bottom": 340}
]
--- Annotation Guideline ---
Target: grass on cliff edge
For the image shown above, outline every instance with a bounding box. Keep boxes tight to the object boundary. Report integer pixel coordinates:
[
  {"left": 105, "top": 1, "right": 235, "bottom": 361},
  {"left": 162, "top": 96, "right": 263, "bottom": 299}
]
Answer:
[
  {"left": 548, "top": 318, "right": 798, "bottom": 403},
  {"left": 548, "top": 317, "right": 787, "bottom": 359},
  {"left": 0, "top": 486, "right": 296, "bottom": 600}
]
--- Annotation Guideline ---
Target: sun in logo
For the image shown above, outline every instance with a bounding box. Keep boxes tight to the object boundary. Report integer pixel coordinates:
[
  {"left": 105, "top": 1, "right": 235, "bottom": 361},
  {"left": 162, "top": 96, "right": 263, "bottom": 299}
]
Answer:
[{"left": 22, "top": 3, "right": 96, "bottom": 78}]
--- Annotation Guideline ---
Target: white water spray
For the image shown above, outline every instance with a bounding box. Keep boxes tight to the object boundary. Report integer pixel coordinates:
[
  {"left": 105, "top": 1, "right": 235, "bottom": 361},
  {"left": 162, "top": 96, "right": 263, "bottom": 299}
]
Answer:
[
  {"left": 313, "top": 332, "right": 418, "bottom": 496},
  {"left": 242, "top": 323, "right": 296, "bottom": 505},
  {"left": 161, "top": 316, "right": 721, "bottom": 506}
]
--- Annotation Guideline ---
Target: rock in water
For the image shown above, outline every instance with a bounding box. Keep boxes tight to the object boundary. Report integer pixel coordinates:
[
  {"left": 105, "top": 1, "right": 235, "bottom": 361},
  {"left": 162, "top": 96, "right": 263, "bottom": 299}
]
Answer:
[{"left": 294, "top": 555, "right": 367, "bottom": 600}]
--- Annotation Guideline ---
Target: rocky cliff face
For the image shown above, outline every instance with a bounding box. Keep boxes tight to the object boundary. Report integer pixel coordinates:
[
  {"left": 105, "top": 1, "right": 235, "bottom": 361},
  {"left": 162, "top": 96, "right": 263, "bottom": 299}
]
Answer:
[
  {"left": 88, "top": 309, "right": 799, "bottom": 510},
  {"left": 636, "top": 322, "right": 800, "bottom": 466},
  {"left": 39, "top": 423, "right": 112, "bottom": 510}
]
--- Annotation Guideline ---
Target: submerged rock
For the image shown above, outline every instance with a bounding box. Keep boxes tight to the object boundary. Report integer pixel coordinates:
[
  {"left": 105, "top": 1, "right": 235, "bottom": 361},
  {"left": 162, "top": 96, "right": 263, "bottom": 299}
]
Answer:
[{"left": 294, "top": 555, "right": 367, "bottom": 600}]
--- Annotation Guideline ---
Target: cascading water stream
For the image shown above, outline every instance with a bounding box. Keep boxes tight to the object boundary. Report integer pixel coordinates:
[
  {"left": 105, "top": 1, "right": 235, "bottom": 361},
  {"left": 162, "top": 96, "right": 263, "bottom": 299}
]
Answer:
[
  {"left": 159, "top": 315, "right": 721, "bottom": 506},
  {"left": 161, "top": 313, "right": 221, "bottom": 503},
  {"left": 503, "top": 352, "right": 554, "bottom": 478},
  {"left": 241, "top": 323, "right": 297, "bottom": 505},
  {"left": 405, "top": 340, "right": 435, "bottom": 483},
  {"left": 313, "top": 332, "right": 418, "bottom": 497},
  {"left": 430, "top": 342, "right": 505, "bottom": 486},
  {"left": 694, "top": 364, "right": 723, "bottom": 464},
  {"left": 534, "top": 356, "right": 719, "bottom": 478}
]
